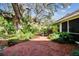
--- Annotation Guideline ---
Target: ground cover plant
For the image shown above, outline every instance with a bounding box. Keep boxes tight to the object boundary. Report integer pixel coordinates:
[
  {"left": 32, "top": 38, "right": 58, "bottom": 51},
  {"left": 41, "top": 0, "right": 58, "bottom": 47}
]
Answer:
[{"left": 48, "top": 32, "right": 75, "bottom": 44}]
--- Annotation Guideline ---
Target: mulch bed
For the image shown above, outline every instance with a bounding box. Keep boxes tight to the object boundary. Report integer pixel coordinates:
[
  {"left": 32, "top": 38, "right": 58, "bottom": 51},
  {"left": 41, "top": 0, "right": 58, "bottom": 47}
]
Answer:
[
  {"left": 0, "top": 40, "right": 8, "bottom": 46},
  {"left": 3, "top": 41, "right": 78, "bottom": 56}
]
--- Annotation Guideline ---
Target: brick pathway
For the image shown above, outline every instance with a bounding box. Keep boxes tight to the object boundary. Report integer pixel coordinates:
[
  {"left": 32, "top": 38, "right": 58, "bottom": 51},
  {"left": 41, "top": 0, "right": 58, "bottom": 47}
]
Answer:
[
  {"left": 30, "top": 36, "right": 50, "bottom": 41},
  {"left": 3, "top": 36, "right": 77, "bottom": 56}
]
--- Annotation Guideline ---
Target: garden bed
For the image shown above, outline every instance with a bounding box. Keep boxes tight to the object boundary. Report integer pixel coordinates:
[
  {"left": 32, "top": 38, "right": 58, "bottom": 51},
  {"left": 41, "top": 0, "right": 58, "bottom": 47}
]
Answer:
[
  {"left": 0, "top": 39, "right": 29, "bottom": 47},
  {"left": 0, "top": 40, "right": 8, "bottom": 46}
]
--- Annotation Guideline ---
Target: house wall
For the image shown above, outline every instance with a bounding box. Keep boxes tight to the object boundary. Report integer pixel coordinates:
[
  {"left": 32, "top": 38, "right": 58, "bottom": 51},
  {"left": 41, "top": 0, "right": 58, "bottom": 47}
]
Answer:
[
  {"left": 58, "top": 12, "right": 79, "bottom": 33},
  {"left": 57, "top": 11, "right": 79, "bottom": 41},
  {"left": 59, "top": 18, "right": 79, "bottom": 34}
]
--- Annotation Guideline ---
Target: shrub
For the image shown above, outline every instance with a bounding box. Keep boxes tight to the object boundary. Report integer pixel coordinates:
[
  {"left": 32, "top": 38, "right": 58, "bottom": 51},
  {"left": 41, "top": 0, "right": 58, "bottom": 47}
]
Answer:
[
  {"left": 8, "top": 39, "right": 19, "bottom": 46},
  {"left": 0, "top": 16, "right": 36, "bottom": 39},
  {"left": 40, "top": 27, "right": 48, "bottom": 36},
  {"left": 49, "top": 24, "right": 59, "bottom": 33},
  {"left": 0, "top": 27, "right": 5, "bottom": 38},
  {"left": 39, "top": 26, "right": 52, "bottom": 36},
  {"left": 58, "top": 32, "right": 75, "bottom": 43},
  {"left": 7, "top": 31, "right": 33, "bottom": 46},
  {"left": 7, "top": 30, "right": 33, "bottom": 41},
  {"left": 5, "top": 22, "right": 16, "bottom": 34},
  {"left": 70, "top": 50, "right": 79, "bottom": 56},
  {"left": 48, "top": 32, "right": 75, "bottom": 44},
  {"left": 23, "top": 31, "right": 35, "bottom": 40},
  {"left": 48, "top": 32, "right": 60, "bottom": 40}
]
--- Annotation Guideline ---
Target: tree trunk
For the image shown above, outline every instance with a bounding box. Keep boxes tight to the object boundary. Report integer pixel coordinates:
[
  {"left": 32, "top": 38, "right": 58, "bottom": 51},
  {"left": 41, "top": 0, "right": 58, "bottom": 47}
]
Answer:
[{"left": 12, "top": 3, "right": 22, "bottom": 30}]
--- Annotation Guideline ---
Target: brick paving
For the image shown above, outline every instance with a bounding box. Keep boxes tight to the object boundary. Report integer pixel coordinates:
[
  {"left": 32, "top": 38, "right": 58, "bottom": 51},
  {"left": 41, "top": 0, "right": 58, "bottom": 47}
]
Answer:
[{"left": 3, "top": 36, "right": 77, "bottom": 56}]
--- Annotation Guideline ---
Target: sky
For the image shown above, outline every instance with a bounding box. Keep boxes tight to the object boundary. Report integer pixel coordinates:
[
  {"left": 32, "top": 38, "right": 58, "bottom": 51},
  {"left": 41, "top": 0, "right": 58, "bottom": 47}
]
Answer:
[
  {"left": 53, "top": 3, "right": 79, "bottom": 20},
  {"left": 0, "top": 3, "right": 79, "bottom": 20}
]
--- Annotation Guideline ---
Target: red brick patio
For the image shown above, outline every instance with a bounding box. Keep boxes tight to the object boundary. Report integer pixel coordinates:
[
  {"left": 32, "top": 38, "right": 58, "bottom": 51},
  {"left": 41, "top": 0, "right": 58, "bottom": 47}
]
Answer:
[{"left": 3, "top": 36, "right": 78, "bottom": 56}]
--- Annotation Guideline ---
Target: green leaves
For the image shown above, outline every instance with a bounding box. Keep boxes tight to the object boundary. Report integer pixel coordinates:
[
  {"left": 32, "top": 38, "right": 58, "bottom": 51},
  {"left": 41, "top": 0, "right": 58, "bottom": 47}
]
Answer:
[
  {"left": 5, "top": 22, "right": 16, "bottom": 34},
  {"left": 70, "top": 50, "right": 79, "bottom": 56},
  {"left": 48, "top": 33, "right": 60, "bottom": 40},
  {"left": 48, "top": 32, "right": 75, "bottom": 44}
]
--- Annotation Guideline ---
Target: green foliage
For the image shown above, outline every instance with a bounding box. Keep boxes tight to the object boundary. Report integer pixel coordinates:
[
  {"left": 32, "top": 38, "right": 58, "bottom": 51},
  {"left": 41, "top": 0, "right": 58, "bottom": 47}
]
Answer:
[
  {"left": 0, "top": 26, "right": 5, "bottom": 37},
  {"left": 48, "top": 32, "right": 60, "bottom": 40},
  {"left": 8, "top": 39, "right": 19, "bottom": 46},
  {"left": 38, "top": 24, "right": 53, "bottom": 36},
  {"left": 7, "top": 29, "right": 34, "bottom": 46},
  {"left": 5, "top": 22, "right": 16, "bottom": 34},
  {"left": 70, "top": 50, "right": 79, "bottom": 56},
  {"left": 22, "top": 24, "right": 38, "bottom": 34},
  {"left": 48, "top": 32, "right": 75, "bottom": 44},
  {"left": 0, "top": 16, "right": 16, "bottom": 36},
  {"left": 0, "top": 16, "right": 38, "bottom": 42},
  {"left": 40, "top": 27, "right": 48, "bottom": 36},
  {"left": 50, "top": 24, "right": 59, "bottom": 33},
  {"left": 0, "top": 16, "right": 7, "bottom": 38},
  {"left": 7, "top": 29, "right": 35, "bottom": 41},
  {"left": 17, "top": 30, "right": 35, "bottom": 40},
  {"left": 58, "top": 32, "right": 75, "bottom": 43}
]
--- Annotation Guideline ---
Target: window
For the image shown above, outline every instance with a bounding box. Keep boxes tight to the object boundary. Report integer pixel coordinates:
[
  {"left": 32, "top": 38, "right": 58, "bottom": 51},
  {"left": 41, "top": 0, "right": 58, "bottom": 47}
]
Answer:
[
  {"left": 69, "top": 18, "right": 79, "bottom": 33},
  {"left": 62, "top": 22, "right": 67, "bottom": 32}
]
